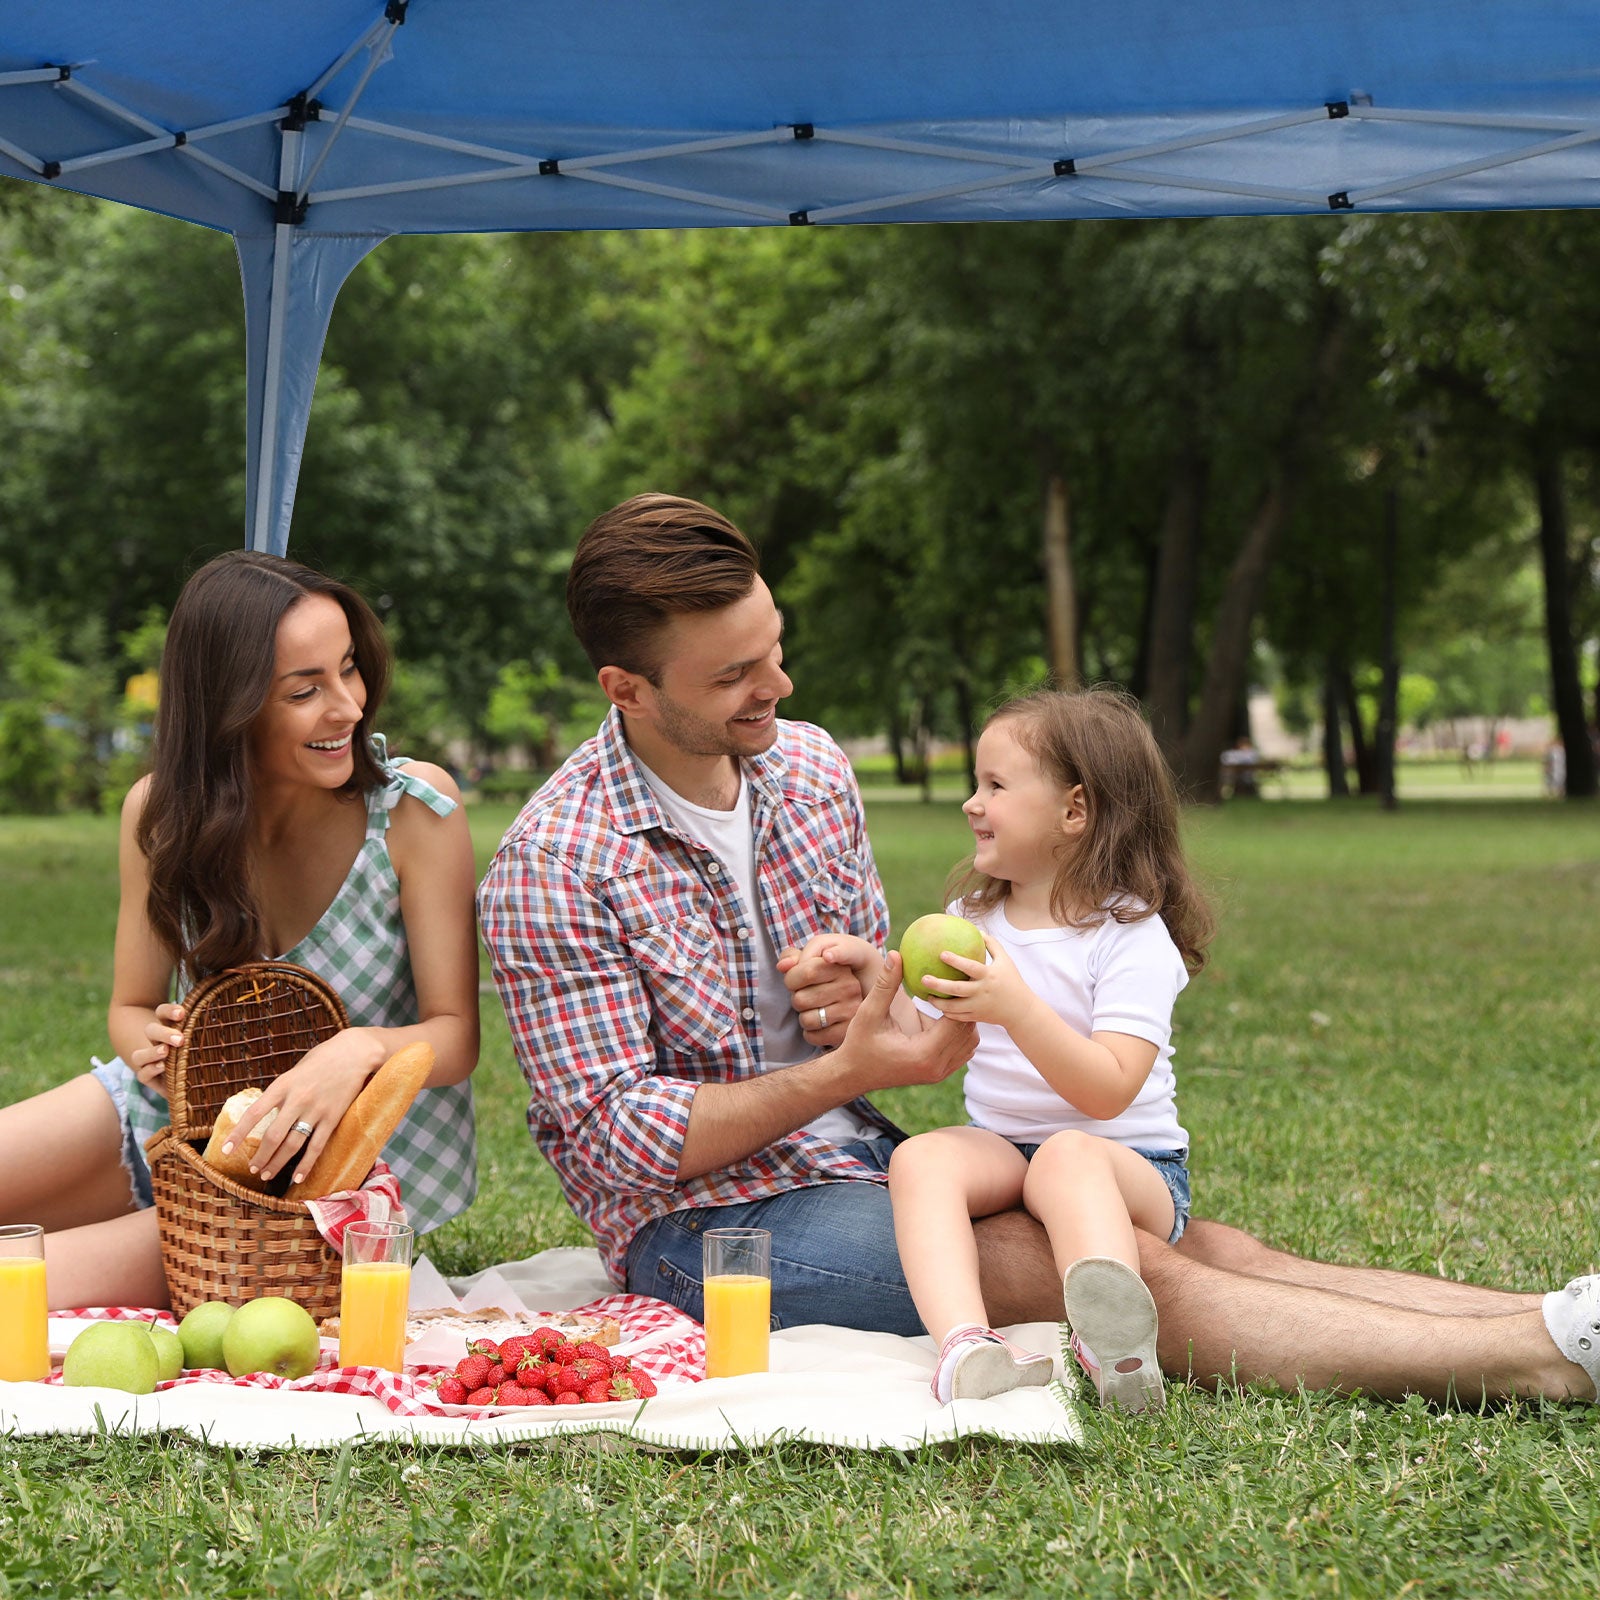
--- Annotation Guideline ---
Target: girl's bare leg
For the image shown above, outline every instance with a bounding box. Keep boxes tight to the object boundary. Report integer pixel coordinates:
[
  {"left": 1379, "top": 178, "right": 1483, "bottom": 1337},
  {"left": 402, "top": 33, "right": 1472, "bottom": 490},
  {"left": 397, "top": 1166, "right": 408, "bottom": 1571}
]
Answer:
[
  {"left": 1021, "top": 1130, "right": 1174, "bottom": 1277},
  {"left": 889, "top": 1126, "right": 1029, "bottom": 1342},
  {"left": 0, "top": 1075, "right": 143, "bottom": 1232}
]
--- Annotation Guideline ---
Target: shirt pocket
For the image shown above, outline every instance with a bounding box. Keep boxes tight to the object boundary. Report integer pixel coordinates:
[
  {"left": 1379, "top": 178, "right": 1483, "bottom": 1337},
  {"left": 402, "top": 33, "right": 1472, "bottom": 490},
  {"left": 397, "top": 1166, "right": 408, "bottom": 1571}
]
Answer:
[
  {"left": 807, "top": 848, "right": 866, "bottom": 926},
  {"left": 629, "top": 916, "right": 738, "bottom": 1053}
]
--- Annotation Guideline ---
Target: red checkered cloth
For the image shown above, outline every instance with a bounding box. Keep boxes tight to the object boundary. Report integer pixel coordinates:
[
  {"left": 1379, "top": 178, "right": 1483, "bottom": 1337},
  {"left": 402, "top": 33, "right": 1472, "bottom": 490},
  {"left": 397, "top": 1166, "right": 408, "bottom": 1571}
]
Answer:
[
  {"left": 302, "top": 1160, "right": 406, "bottom": 1250},
  {"left": 47, "top": 1293, "right": 704, "bottom": 1418}
]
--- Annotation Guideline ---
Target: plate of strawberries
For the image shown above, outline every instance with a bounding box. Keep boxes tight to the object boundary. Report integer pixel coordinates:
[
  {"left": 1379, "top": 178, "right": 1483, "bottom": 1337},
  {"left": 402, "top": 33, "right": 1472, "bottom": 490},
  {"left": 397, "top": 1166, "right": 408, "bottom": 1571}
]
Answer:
[{"left": 427, "top": 1326, "right": 662, "bottom": 1413}]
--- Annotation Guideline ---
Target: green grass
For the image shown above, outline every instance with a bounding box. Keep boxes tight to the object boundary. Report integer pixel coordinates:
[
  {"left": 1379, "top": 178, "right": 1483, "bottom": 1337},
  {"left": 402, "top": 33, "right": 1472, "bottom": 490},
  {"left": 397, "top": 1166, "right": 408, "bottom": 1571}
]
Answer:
[{"left": 4, "top": 797, "right": 1600, "bottom": 1597}]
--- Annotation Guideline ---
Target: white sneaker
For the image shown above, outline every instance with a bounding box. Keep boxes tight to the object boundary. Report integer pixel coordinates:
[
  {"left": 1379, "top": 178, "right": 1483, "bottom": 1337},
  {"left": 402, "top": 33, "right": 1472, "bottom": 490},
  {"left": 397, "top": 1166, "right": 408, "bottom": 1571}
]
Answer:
[
  {"left": 1542, "top": 1275, "right": 1600, "bottom": 1400},
  {"left": 931, "top": 1324, "right": 1054, "bottom": 1404},
  {"left": 1063, "top": 1256, "right": 1165, "bottom": 1414}
]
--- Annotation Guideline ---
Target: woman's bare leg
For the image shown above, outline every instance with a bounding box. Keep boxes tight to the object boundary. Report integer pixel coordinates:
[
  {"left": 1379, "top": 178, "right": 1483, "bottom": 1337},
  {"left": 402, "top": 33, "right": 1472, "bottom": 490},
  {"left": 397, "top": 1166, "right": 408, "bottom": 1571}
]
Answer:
[
  {"left": 44, "top": 1209, "right": 168, "bottom": 1311},
  {"left": 0, "top": 1075, "right": 143, "bottom": 1232}
]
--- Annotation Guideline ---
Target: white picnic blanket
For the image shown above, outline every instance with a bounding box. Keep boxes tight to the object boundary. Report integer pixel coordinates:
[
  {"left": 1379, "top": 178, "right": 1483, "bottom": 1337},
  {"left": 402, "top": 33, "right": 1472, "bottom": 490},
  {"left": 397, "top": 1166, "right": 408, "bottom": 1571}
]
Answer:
[{"left": 0, "top": 1247, "right": 1081, "bottom": 1451}]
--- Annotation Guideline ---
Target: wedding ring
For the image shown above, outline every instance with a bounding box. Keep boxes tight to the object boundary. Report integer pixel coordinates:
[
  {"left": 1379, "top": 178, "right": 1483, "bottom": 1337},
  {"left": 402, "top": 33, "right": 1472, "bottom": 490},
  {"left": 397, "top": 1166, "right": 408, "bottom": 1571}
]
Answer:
[
  {"left": 290, "top": 1120, "right": 315, "bottom": 1139},
  {"left": 817, "top": 1007, "right": 828, "bottom": 1029}
]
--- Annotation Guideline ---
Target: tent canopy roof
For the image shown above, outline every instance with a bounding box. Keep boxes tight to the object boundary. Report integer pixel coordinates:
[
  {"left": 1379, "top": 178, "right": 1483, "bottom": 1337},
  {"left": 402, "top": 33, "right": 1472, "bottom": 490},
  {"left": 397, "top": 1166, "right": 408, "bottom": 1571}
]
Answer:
[{"left": 7, "top": 3, "right": 1600, "bottom": 553}]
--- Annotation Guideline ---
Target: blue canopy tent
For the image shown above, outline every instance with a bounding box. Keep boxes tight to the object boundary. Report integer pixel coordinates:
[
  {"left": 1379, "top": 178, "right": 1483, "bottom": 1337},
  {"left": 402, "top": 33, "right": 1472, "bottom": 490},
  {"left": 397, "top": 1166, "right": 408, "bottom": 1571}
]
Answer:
[{"left": 6, "top": 2, "right": 1600, "bottom": 555}]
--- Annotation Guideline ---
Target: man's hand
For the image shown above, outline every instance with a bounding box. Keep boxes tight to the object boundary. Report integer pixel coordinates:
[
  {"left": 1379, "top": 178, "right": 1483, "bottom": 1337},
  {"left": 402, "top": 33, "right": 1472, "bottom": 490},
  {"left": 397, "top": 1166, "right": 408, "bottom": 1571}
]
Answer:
[
  {"left": 778, "top": 933, "right": 879, "bottom": 1047},
  {"left": 834, "top": 951, "right": 977, "bottom": 1091}
]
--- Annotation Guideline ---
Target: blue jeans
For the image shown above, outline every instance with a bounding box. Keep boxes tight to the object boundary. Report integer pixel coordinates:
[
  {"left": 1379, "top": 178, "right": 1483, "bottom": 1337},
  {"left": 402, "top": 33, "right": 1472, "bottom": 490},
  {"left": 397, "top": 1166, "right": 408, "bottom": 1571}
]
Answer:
[
  {"left": 89, "top": 1056, "right": 156, "bottom": 1210},
  {"left": 625, "top": 1137, "right": 927, "bottom": 1336},
  {"left": 1009, "top": 1139, "right": 1191, "bottom": 1244}
]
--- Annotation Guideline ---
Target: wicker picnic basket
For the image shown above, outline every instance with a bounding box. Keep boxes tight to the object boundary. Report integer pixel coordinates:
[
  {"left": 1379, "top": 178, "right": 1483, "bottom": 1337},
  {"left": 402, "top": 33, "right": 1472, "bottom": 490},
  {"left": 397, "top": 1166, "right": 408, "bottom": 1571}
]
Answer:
[{"left": 145, "top": 961, "right": 349, "bottom": 1320}]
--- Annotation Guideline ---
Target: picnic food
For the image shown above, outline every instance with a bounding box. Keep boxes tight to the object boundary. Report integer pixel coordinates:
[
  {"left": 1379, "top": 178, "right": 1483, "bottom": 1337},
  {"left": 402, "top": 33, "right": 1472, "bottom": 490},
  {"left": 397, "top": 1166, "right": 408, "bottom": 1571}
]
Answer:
[
  {"left": 177, "top": 1300, "right": 235, "bottom": 1369},
  {"left": 295, "top": 1041, "right": 435, "bottom": 1199},
  {"left": 429, "top": 1327, "right": 658, "bottom": 1409},
  {"left": 147, "top": 1322, "right": 185, "bottom": 1382},
  {"left": 201, "top": 1087, "right": 278, "bottom": 1189},
  {"left": 898, "top": 912, "right": 987, "bottom": 1001},
  {"left": 317, "top": 1304, "right": 622, "bottom": 1350},
  {"left": 62, "top": 1321, "right": 161, "bottom": 1393},
  {"left": 222, "top": 1295, "right": 320, "bottom": 1379}
]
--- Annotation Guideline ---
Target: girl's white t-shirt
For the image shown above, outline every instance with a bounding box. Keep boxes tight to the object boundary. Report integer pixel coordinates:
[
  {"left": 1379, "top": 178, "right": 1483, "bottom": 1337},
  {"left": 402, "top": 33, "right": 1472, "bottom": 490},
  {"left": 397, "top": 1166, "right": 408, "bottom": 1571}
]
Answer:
[{"left": 956, "top": 898, "right": 1190, "bottom": 1150}]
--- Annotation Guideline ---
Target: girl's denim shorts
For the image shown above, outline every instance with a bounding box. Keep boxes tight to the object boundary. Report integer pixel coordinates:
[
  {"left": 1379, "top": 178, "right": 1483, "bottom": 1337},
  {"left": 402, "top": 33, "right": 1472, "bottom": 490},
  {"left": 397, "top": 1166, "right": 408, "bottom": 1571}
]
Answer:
[{"left": 1007, "top": 1136, "right": 1190, "bottom": 1245}]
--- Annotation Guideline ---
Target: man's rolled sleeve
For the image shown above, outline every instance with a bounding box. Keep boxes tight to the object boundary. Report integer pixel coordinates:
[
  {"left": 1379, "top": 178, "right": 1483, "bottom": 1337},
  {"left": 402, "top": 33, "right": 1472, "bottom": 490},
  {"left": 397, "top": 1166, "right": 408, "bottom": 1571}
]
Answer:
[{"left": 479, "top": 842, "right": 697, "bottom": 1196}]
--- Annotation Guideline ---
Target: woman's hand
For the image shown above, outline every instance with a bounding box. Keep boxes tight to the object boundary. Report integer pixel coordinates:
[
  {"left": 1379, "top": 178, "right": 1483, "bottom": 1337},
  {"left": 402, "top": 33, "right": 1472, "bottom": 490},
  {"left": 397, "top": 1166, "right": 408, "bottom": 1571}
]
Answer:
[
  {"left": 223, "top": 1027, "right": 387, "bottom": 1184},
  {"left": 919, "top": 934, "right": 1039, "bottom": 1032},
  {"left": 128, "top": 1002, "right": 186, "bottom": 1098}
]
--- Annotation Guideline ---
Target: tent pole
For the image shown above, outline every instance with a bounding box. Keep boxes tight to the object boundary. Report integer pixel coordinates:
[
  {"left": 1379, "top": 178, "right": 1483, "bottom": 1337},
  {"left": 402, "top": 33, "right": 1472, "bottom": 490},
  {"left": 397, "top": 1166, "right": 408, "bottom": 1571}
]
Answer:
[{"left": 248, "top": 126, "right": 302, "bottom": 554}]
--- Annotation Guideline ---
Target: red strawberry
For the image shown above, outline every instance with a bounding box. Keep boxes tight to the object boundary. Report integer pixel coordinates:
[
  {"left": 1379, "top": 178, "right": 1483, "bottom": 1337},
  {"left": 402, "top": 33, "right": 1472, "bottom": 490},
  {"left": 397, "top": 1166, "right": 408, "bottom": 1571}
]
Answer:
[
  {"left": 455, "top": 1355, "right": 493, "bottom": 1391},
  {"left": 516, "top": 1356, "right": 551, "bottom": 1388},
  {"left": 483, "top": 1363, "right": 509, "bottom": 1388},
  {"left": 545, "top": 1339, "right": 579, "bottom": 1366},
  {"left": 629, "top": 1371, "right": 658, "bottom": 1398},
  {"left": 580, "top": 1378, "right": 613, "bottom": 1404},
  {"left": 498, "top": 1336, "right": 531, "bottom": 1368},
  {"left": 496, "top": 1383, "right": 532, "bottom": 1406},
  {"left": 435, "top": 1376, "right": 468, "bottom": 1405},
  {"left": 466, "top": 1386, "right": 497, "bottom": 1407},
  {"left": 524, "top": 1386, "right": 553, "bottom": 1406},
  {"left": 550, "top": 1365, "right": 587, "bottom": 1396},
  {"left": 553, "top": 1389, "right": 581, "bottom": 1405},
  {"left": 607, "top": 1353, "right": 633, "bottom": 1374},
  {"left": 573, "top": 1341, "right": 613, "bottom": 1365},
  {"left": 467, "top": 1338, "right": 500, "bottom": 1358},
  {"left": 569, "top": 1356, "right": 610, "bottom": 1385},
  {"left": 529, "top": 1326, "right": 565, "bottom": 1354}
]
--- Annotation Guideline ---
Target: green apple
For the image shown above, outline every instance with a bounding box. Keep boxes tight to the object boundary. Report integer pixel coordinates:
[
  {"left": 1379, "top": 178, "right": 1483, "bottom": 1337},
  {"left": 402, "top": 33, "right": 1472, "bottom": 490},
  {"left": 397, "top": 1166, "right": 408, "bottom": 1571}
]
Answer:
[
  {"left": 898, "top": 912, "right": 987, "bottom": 1002},
  {"left": 146, "top": 1321, "right": 185, "bottom": 1382},
  {"left": 177, "top": 1300, "right": 236, "bottom": 1371},
  {"left": 62, "top": 1321, "right": 160, "bottom": 1394},
  {"left": 222, "top": 1296, "right": 320, "bottom": 1379}
]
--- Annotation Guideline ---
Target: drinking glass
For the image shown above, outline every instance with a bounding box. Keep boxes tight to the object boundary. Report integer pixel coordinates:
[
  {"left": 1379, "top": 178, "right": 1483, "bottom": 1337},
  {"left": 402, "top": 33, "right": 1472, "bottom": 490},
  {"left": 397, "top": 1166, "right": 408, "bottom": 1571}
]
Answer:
[
  {"left": 702, "top": 1227, "right": 771, "bottom": 1378},
  {"left": 0, "top": 1224, "right": 49, "bottom": 1382},
  {"left": 338, "top": 1220, "right": 413, "bottom": 1371}
]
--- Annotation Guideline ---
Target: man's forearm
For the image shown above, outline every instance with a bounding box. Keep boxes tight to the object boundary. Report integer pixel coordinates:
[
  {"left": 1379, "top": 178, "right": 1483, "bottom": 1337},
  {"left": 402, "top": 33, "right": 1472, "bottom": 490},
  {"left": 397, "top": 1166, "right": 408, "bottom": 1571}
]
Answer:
[{"left": 675, "top": 1051, "right": 870, "bottom": 1181}]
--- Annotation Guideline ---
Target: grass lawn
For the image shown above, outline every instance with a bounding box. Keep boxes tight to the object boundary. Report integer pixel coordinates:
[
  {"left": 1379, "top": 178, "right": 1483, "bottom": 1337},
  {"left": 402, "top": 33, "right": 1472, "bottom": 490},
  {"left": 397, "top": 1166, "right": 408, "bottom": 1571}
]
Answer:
[{"left": 2, "top": 796, "right": 1599, "bottom": 1597}]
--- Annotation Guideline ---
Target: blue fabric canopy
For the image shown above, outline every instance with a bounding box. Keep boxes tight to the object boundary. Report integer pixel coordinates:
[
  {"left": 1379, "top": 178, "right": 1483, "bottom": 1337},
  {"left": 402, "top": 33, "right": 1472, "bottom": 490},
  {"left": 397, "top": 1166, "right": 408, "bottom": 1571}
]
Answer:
[{"left": 6, "top": 2, "right": 1600, "bottom": 552}]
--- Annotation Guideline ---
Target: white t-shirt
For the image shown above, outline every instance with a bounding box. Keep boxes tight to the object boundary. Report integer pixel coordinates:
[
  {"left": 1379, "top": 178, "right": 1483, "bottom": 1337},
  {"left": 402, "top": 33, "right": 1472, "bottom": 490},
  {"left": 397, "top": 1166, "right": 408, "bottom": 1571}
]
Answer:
[
  {"left": 954, "top": 898, "right": 1189, "bottom": 1150},
  {"left": 636, "top": 761, "right": 877, "bottom": 1146}
]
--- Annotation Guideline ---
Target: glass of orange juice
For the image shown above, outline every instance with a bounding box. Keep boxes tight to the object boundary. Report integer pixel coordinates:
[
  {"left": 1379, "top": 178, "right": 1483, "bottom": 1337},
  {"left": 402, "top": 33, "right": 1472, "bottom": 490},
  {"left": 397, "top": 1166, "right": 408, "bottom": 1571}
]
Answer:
[
  {"left": 0, "top": 1223, "right": 49, "bottom": 1382},
  {"left": 338, "top": 1220, "right": 413, "bottom": 1372},
  {"left": 702, "top": 1227, "right": 771, "bottom": 1378}
]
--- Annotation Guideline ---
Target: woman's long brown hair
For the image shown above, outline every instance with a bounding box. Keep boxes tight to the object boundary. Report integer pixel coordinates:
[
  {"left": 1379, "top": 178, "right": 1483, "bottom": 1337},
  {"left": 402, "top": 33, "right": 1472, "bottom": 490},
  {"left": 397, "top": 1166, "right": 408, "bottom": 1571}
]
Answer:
[
  {"left": 135, "top": 551, "right": 392, "bottom": 977},
  {"left": 948, "top": 686, "right": 1215, "bottom": 972}
]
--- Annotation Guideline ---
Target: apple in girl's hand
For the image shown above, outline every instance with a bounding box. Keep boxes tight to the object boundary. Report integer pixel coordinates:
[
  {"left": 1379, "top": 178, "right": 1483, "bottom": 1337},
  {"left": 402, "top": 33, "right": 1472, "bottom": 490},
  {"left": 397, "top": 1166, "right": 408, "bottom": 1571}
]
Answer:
[{"left": 898, "top": 913, "right": 986, "bottom": 1001}]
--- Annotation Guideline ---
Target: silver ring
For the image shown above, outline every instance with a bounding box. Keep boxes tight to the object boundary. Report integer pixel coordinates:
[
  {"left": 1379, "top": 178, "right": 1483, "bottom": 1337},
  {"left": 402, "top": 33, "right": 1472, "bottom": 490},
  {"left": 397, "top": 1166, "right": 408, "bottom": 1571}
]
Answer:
[
  {"left": 817, "top": 1007, "right": 828, "bottom": 1029},
  {"left": 290, "top": 1120, "right": 315, "bottom": 1139}
]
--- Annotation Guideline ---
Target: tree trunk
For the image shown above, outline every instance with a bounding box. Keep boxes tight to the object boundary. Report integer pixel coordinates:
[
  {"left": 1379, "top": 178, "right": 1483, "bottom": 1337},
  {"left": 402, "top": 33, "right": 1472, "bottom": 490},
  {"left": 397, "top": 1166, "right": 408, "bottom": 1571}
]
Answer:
[
  {"left": 1534, "top": 446, "right": 1598, "bottom": 799},
  {"left": 1321, "top": 669, "right": 1349, "bottom": 797},
  {"left": 1376, "top": 486, "right": 1400, "bottom": 811},
  {"left": 1144, "top": 446, "right": 1206, "bottom": 763},
  {"left": 1339, "top": 664, "right": 1377, "bottom": 795},
  {"left": 1177, "top": 476, "right": 1289, "bottom": 802},
  {"left": 1175, "top": 316, "right": 1348, "bottom": 803},
  {"left": 1041, "top": 470, "right": 1080, "bottom": 688}
]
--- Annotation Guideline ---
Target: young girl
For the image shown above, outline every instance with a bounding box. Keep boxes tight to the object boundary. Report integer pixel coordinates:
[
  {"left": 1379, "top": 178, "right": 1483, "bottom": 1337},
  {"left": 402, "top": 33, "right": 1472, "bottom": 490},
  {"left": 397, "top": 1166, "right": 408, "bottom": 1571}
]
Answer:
[
  {"left": 0, "top": 551, "right": 481, "bottom": 1308},
  {"left": 885, "top": 686, "right": 1213, "bottom": 1411}
]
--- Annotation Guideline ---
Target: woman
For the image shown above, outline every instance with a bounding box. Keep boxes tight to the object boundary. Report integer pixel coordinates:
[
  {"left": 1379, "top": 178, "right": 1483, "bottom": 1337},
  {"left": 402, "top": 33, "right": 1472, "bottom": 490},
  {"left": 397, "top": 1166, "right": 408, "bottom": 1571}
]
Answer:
[{"left": 0, "top": 551, "right": 480, "bottom": 1308}]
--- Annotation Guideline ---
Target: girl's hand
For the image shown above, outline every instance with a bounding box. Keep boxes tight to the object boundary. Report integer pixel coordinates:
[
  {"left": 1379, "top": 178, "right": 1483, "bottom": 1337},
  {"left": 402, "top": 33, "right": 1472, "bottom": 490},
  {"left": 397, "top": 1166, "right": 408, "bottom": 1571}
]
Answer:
[
  {"left": 223, "top": 1027, "right": 387, "bottom": 1184},
  {"left": 919, "top": 934, "right": 1038, "bottom": 1032},
  {"left": 129, "top": 1002, "right": 187, "bottom": 1098}
]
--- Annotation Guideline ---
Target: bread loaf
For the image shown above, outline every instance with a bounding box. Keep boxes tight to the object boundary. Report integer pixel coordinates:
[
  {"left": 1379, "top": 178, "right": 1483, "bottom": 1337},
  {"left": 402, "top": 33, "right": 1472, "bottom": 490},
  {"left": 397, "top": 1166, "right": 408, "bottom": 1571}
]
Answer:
[
  {"left": 295, "top": 1041, "right": 434, "bottom": 1199},
  {"left": 201, "top": 1087, "right": 279, "bottom": 1191}
]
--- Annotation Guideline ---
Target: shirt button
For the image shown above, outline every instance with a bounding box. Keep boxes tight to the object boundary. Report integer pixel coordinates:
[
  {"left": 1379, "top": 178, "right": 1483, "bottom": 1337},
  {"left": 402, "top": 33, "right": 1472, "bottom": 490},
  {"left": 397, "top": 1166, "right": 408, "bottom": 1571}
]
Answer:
[
  {"left": 708, "top": 861, "right": 721, "bottom": 875},
  {"left": 741, "top": 1007, "right": 755, "bottom": 1021},
  {"left": 737, "top": 927, "right": 751, "bottom": 940}
]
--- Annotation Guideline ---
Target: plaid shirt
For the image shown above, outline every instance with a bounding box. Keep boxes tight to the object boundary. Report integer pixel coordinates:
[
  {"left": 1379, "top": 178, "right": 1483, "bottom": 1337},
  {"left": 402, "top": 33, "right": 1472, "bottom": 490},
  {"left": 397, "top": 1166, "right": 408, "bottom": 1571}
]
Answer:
[{"left": 477, "top": 709, "right": 896, "bottom": 1283}]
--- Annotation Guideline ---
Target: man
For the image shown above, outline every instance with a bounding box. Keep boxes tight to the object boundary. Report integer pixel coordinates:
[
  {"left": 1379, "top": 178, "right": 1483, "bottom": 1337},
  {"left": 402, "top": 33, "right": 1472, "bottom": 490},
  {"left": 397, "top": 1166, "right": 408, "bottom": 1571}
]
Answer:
[{"left": 479, "top": 493, "right": 1600, "bottom": 1407}]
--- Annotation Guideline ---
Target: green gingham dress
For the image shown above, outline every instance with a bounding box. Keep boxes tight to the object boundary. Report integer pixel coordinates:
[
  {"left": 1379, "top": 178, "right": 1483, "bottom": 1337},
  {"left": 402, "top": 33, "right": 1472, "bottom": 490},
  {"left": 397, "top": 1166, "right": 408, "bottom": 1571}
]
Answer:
[{"left": 126, "top": 737, "right": 478, "bottom": 1234}]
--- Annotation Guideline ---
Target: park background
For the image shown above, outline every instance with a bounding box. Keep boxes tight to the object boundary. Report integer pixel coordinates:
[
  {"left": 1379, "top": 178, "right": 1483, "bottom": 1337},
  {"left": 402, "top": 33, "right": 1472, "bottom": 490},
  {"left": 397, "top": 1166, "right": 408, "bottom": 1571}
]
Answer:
[{"left": 2, "top": 188, "right": 1599, "bottom": 1595}]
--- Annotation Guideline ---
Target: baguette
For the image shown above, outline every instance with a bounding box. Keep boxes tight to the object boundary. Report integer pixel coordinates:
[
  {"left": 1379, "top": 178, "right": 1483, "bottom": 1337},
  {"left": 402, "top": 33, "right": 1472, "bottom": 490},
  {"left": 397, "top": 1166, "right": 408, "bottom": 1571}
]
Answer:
[
  {"left": 295, "top": 1041, "right": 434, "bottom": 1199},
  {"left": 201, "top": 1088, "right": 279, "bottom": 1192}
]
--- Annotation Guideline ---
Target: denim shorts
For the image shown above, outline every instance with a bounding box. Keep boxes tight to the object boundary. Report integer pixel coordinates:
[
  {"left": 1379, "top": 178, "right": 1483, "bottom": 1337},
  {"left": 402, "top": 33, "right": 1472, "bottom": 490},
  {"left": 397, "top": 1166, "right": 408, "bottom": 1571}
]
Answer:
[
  {"left": 89, "top": 1057, "right": 156, "bottom": 1210},
  {"left": 625, "top": 1137, "right": 927, "bottom": 1336},
  {"left": 1008, "top": 1137, "right": 1190, "bottom": 1245}
]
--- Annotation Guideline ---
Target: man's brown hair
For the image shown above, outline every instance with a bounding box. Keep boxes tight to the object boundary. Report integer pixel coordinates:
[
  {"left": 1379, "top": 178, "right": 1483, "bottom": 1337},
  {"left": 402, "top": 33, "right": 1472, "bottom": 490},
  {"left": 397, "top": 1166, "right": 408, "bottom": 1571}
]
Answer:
[{"left": 566, "top": 493, "right": 759, "bottom": 679}]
